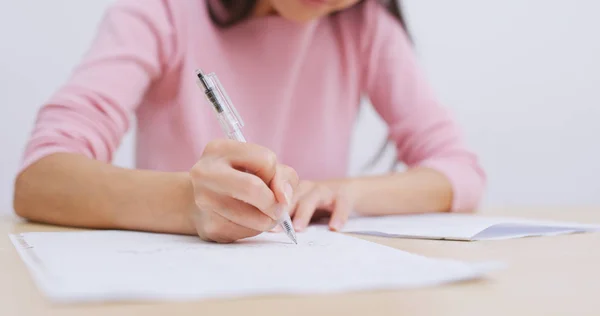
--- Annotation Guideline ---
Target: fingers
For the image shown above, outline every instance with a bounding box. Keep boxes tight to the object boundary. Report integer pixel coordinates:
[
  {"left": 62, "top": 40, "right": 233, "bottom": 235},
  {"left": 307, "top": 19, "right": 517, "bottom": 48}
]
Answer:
[
  {"left": 204, "top": 140, "right": 278, "bottom": 185},
  {"left": 200, "top": 140, "right": 299, "bottom": 220},
  {"left": 212, "top": 166, "right": 278, "bottom": 218},
  {"left": 328, "top": 190, "right": 352, "bottom": 231},
  {"left": 270, "top": 164, "right": 299, "bottom": 206},
  {"left": 203, "top": 191, "right": 278, "bottom": 232},
  {"left": 292, "top": 186, "right": 334, "bottom": 231},
  {"left": 192, "top": 140, "right": 304, "bottom": 242},
  {"left": 192, "top": 208, "right": 261, "bottom": 243}
]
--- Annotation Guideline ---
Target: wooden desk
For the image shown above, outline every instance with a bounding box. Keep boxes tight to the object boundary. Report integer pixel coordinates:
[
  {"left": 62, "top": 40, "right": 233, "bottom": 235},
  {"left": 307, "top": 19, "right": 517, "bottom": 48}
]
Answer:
[{"left": 2, "top": 208, "right": 599, "bottom": 316}]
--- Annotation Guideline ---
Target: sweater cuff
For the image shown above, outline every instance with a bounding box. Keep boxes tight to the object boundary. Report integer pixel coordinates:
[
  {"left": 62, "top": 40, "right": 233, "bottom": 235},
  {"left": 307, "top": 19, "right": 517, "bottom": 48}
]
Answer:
[
  {"left": 20, "top": 144, "right": 93, "bottom": 175},
  {"left": 416, "top": 159, "right": 486, "bottom": 212}
]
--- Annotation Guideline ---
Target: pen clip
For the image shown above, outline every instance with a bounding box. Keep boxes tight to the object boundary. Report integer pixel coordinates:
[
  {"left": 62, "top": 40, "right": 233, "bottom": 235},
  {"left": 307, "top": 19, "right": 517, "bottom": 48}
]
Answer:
[{"left": 207, "top": 72, "right": 244, "bottom": 128}]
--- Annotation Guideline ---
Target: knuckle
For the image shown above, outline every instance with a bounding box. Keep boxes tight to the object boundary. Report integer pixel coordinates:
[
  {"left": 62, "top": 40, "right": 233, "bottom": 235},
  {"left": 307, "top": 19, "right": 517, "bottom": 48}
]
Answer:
[
  {"left": 244, "top": 176, "right": 266, "bottom": 198},
  {"left": 298, "top": 180, "right": 311, "bottom": 191},
  {"left": 305, "top": 186, "right": 319, "bottom": 198},
  {"left": 203, "top": 140, "right": 219, "bottom": 154},
  {"left": 260, "top": 149, "right": 277, "bottom": 170},
  {"left": 285, "top": 166, "right": 299, "bottom": 185},
  {"left": 204, "top": 139, "right": 229, "bottom": 154},
  {"left": 316, "top": 184, "right": 329, "bottom": 195},
  {"left": 189, "top": 164, "right": 208, "bottom": 180},
  {"left": 202, "top": 220, "right": 224, "bottom": 240},
  {"left": 191, "top": 160, "right": 225, "bottom": 182},
  {"left": 190, "top": 156, "right": 220, "bottom": 178},
  {"left": 315, "top": 183, "right": 332, "bottom": 197}
]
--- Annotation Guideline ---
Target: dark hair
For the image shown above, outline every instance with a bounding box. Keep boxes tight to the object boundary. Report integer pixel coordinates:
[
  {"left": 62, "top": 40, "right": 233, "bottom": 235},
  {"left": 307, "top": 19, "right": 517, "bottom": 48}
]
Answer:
[
  {"left": 208, "top": 0, "right": 408, "bottom": 170},
  {"left": 208, "top": 0, "right": 409, "bottom": 33}
]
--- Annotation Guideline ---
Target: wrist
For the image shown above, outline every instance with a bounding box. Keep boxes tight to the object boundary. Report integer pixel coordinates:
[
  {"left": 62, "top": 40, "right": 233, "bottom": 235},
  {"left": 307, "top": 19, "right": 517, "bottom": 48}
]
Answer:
[
  {"left": 176, "top": 172, "right": 199, "bottom": 235},
  {"left": 111, "top": 171, "right": 198, "bottom": 235}
]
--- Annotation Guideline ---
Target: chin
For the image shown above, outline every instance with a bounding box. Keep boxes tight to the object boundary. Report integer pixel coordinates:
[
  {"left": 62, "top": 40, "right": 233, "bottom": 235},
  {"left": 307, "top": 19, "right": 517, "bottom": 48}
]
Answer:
[
  {"left": 272, "top": 0, "right": 330, "bottom": 23},
  {"left": 280, "top": 11, "right": 326, "bottom": 22}
]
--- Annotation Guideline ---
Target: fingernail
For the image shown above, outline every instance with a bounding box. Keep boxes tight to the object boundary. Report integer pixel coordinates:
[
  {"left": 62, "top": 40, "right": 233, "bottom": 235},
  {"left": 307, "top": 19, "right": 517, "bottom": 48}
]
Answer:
[
  {"left": 283, "top": 183, "right": 293, "bottom": 205},
  {"left": 330, "top": 220, "right": 343, "bottom": 231},
  {"left": 294, "top": 223, "right": 304, "bottom": 232}
]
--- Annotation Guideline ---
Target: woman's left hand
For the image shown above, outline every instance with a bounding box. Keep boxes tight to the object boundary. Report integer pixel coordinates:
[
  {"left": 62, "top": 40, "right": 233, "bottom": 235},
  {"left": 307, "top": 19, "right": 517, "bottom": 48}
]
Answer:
[{"left": 285, "top": 180, "right": 353, "bottom": 232}]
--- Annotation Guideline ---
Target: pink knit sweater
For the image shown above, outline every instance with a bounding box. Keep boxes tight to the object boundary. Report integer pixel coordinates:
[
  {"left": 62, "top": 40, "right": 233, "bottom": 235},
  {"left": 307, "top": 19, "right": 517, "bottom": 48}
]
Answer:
[{"left": 22, "top": 0, "right": 485, "bottom": 211}]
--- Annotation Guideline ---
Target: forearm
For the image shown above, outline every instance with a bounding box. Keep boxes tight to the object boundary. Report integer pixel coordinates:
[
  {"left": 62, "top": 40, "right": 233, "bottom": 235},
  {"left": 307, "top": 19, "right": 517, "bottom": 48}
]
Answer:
[
  {"left": 325, "top": 167, "right": 454, "bottom": 216},
  {"left": 13, "top": 153, "right": 196, "bottom": 235}
]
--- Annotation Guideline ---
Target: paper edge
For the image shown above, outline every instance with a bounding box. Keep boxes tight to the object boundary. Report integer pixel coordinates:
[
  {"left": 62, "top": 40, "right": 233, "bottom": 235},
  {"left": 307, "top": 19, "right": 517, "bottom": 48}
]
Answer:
[
  {"left": 343, "top": 231, "right": 474, "bottom": 242},
  {"left": 7, "top": 231, "right": 502, "bottom": 304},
  {"left": 472, "top": 223, "right": 596, "bottom": 240},
  {"left": 343, "top": 215, "right": 600, "bottom": 242},
  {"left": 8, "top": 233, "right": 59, "bottom": 299},
  {"left": 39, "top": 262, "right": 501, "bottom": 304}
]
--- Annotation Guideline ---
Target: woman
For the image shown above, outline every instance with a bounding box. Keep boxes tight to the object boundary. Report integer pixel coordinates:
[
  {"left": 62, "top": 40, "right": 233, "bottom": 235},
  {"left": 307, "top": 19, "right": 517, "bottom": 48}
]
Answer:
[{"left": 14, "top": 0, "right": 485, "bottom": 243}]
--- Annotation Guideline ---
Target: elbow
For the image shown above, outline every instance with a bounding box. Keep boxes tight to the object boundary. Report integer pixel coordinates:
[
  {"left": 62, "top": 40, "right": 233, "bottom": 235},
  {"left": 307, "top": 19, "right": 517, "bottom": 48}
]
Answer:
[
  {"left": 13, "top": 169, "right": 34, "bottom": 220},
  {"left": 13, "top": 158, "right": 51, "bottom": 221},
  {"left": 453, "top": 163, "right": 487, "bottom": 213},
  {"left": 417, "top": 156, "right": 487, "bottom": 213}
]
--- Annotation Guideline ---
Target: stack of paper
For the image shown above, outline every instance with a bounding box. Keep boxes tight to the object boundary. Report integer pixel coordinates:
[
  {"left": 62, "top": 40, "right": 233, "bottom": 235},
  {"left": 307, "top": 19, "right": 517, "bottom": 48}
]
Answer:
[
  {"left": 341, "top": 213, "right": 600, "bottom": 241},
  {"left": 9, "top": 228, "right": 498, "bottom": 303}
]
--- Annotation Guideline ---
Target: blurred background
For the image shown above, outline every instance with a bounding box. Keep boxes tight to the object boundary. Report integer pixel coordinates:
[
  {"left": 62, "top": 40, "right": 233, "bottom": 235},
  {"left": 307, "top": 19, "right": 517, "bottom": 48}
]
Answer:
[{"left": 0, "top": 0, "right": 598, "bottom": 215}]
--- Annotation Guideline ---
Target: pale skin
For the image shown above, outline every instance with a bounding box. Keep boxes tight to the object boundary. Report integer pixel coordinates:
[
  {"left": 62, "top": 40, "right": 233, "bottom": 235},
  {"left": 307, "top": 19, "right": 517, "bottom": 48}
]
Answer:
[{"left": 13, "top": 0, "right": 453, "bottom": 243}]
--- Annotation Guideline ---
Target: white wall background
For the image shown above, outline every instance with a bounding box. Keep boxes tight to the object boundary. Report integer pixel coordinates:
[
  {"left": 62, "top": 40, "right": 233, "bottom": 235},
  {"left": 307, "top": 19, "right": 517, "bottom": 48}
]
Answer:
[{"left": 1, "top": 0, "right": 598, "bottom": 215}]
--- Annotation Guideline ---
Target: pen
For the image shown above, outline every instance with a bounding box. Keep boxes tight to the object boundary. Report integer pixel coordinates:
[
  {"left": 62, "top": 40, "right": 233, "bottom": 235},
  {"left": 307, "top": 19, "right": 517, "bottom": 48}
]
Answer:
[{"left": 195, "top": 69, "right": 298, "bottom": 245}]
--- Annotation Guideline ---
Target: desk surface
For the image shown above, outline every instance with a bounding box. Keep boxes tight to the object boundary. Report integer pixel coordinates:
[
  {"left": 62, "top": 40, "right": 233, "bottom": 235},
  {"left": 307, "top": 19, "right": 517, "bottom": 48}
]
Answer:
[{"left": 2, "top": 208, "right": 600, "bottom": 316}]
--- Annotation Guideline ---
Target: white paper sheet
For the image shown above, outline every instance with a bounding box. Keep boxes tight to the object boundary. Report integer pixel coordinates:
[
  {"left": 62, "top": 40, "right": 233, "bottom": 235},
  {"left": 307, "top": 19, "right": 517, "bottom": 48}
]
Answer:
[
  {"left": 341, "top": 214, "right": 600, "bottom": 241},
  {"left": 9, "top": 228, "right": 498, "bottom": 303}
]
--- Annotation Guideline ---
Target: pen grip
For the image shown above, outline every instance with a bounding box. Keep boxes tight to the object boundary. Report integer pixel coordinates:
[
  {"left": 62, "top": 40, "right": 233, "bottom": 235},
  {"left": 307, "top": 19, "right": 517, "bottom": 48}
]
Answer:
[
  {"left": 227, "top": 129, "right": 246, "bottom": 143},
  {"left": 216, "top": 112, "right": 246, "bottom": 143}
]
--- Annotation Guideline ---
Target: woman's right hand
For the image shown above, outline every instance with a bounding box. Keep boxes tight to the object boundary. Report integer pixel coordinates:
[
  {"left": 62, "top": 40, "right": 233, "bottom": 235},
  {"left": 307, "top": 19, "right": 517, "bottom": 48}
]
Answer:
[{"left": 189, "top": 139, "right": 298, "bottom": 243}]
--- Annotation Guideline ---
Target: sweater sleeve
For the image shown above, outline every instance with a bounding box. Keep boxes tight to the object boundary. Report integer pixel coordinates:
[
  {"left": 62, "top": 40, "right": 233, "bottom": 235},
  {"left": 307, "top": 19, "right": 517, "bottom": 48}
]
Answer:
[
  {"left": 20, "top": 0, "right": 176, "bottom": 171},
  {"left": 360, "top": 0, "right": 486, "bottom": 212}
]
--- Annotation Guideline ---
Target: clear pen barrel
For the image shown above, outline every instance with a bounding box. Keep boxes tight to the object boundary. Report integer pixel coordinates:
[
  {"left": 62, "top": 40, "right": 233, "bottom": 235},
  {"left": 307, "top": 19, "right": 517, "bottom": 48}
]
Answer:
[
  {"left": 202, "top": 72, "right": 244, "bottom": 140},
  {"left": 217, "top": 112, "right": 246, "bottom": 142}
]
